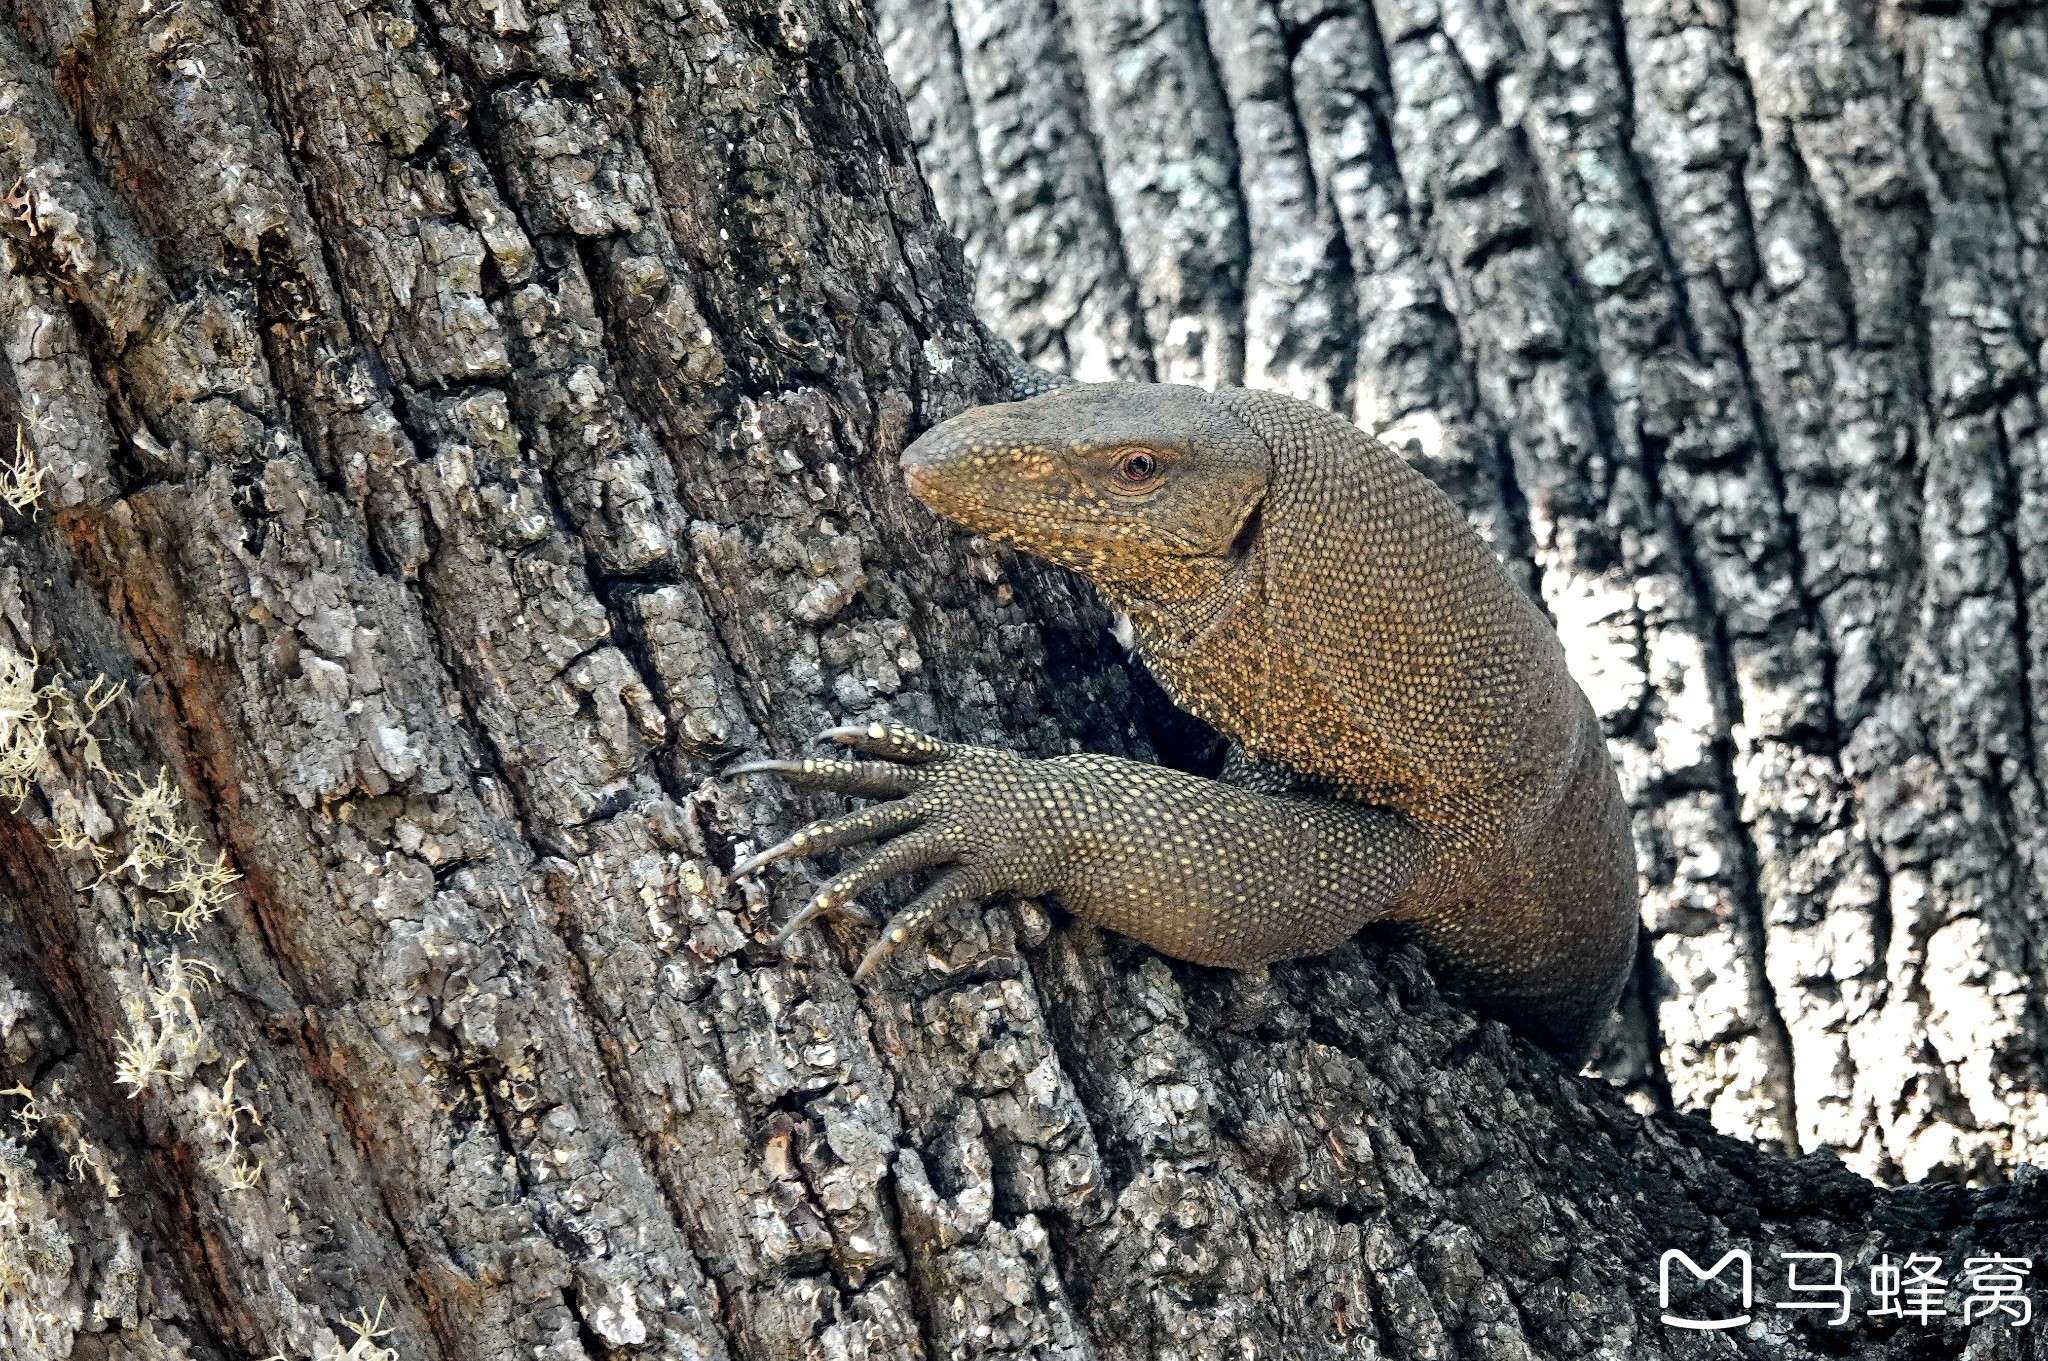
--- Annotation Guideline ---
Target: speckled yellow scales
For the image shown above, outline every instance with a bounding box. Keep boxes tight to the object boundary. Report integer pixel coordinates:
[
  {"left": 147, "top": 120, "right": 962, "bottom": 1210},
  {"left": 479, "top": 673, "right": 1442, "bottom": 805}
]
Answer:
[
  {"left": 729, "top": 720, "right": 1419, "bottom": 982},
  {"left": 731, "top": 384, "right": 1638, "bottom": 1062}
]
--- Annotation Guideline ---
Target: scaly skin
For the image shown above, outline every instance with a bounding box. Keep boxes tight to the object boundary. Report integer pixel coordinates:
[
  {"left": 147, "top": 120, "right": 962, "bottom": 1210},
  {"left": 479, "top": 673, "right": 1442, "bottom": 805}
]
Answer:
[{"left": 731, "top": 383, "right": 1638, "bottom": 1061}]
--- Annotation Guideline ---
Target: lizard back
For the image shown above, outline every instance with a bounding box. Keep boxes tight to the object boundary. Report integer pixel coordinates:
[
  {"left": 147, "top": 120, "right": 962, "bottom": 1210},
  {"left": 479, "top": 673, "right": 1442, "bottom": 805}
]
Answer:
[{"left": 1129, "top": 388, "right": 1639, "bottom": 1054}]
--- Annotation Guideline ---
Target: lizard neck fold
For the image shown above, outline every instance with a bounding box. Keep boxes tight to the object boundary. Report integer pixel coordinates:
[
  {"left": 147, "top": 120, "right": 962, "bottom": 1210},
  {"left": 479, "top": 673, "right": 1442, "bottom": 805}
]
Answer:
[
  {"left": 1133, "top": 388, "right": 1568, "bottom": 813},
  {"left": 1107, "top": 538, "right": 1260, "bottom": 659}
]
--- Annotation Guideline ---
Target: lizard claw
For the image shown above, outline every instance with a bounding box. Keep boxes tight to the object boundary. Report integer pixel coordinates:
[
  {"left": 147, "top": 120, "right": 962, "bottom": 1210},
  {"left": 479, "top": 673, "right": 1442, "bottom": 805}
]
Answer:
[
  {"left": 724, "top": 756, "right": 921, "bottom": 798},
  {"left": 769, "top": 823, "right": 959, "bottom": 955},
  {"left": 852, "top": 866, "right": 996, "bottom": 981},
  {"left": 728, "top": 845, "right": 782, "bottom": 881},
  {"left": 772, "top": 893, "right": 877, "bottom": 945},
  {"left": 818, "top": 721, "right": 953, "bottom": 763},
  {"left": 723, "top": 722, "right": 1053, "bottom": 978},
  {"left": 730, "top": 800, "right": 929, "bottom": 881}
]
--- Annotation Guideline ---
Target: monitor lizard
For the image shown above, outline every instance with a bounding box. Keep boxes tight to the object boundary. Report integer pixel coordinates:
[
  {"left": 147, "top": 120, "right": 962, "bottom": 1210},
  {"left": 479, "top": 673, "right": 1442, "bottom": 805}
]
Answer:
[{"left": 730, "top": 381, "right": 1639, "bottom": 1062}]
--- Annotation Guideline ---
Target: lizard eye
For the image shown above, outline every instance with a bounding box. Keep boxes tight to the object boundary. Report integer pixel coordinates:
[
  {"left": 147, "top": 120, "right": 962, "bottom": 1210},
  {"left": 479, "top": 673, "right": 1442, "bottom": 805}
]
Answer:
[{"left": 1113, "top": 450, "right": 1161, "bottom": 489}]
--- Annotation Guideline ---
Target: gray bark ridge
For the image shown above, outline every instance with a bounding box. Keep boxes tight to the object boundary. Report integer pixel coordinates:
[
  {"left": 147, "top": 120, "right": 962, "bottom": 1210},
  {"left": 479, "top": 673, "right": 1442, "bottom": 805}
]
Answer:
[
  {"left": 880, "top": 0, "right": 2048, "bottom": 1185},
  {"left": 0, "top": 0, "right": 2042, "bottom": 1360}
]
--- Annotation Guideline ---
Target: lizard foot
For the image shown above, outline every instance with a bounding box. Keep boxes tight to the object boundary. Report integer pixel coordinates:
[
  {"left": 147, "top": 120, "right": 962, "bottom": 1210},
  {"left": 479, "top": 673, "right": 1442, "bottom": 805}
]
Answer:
[{"left": 726, "top": 722, "right": 1047, "bottom": 980}]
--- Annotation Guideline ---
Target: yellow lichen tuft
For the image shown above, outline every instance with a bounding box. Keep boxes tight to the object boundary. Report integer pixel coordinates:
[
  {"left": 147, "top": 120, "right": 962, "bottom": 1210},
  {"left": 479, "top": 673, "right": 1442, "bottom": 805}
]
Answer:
[
  {"left": 0, "top": 1086, "right": 40, "bottom": 1139},
  {"left": 328, "top": 1301, "right": 399, "bottom": 1361},
  {"left": 0, "top": 648, "right": 48, "bottom": 808},
  {"left": 111, "top": 951, "right": 218, "bottom": 1097},
  {"left": 0, "top": 642, "right": 122, "bottom": 811},
  {"left": 64, "top": 1137, "right": 118, "bottom": 1201},
  {"left": 0, "top": 426, "right": 47, "bottom": 516},
  {"left": 102, "top": 770, "right": 241, "bottom": 936},
  {"left": 193, "top": 1057, "right": 263, "bottom": 1193},
  {"left": 260, "top": 1299, "right": 400, "bottom": 1361}
]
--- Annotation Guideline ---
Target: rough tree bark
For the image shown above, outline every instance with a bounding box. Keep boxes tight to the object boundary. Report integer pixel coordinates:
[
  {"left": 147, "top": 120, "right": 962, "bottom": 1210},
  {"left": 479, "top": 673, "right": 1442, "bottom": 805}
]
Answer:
[
  {"left": 0, "top": 3, "right": 2041, "bottom": 1361},
  {"left": 878, "top": 0, "right": 2048, "bottom": 1184}
]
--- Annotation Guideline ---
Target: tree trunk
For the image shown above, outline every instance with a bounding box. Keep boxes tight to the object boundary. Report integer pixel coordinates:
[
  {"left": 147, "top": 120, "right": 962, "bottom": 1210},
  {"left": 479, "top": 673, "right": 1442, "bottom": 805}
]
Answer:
[
  {"left": 0, "top": 2, "right": 2040, "bottom": 1361},
  {"left": 878, "top": 0, "right": 2048, "bottom": 1185}
]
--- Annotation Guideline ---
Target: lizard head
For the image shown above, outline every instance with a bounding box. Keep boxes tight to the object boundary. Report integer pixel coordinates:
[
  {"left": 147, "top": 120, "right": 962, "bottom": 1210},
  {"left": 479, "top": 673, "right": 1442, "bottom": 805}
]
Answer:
[{"left": 899, "top": 383, "right": 1270, "bottom": 621}]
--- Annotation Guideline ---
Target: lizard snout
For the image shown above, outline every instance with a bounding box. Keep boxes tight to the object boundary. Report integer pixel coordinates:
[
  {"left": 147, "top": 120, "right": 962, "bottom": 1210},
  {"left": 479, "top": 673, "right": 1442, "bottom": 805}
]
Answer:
[
  {"left": 900, "top": 418, "right": 1003, "bottom": 517},
  {"left": 898, "top": 434, "right": 950, "bottom": 507}
]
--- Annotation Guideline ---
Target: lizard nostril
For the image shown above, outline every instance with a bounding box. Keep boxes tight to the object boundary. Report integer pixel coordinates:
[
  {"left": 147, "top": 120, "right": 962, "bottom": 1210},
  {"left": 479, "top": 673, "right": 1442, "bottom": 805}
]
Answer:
[
  {"left": 899, "top": 432, "right": 943, "bottom": 474},
  {"left": 903, "top": 462, "right": 936, "bottom": 498},
  {"left": 900, "top": 433, "right": 959, "bottom": 504}
]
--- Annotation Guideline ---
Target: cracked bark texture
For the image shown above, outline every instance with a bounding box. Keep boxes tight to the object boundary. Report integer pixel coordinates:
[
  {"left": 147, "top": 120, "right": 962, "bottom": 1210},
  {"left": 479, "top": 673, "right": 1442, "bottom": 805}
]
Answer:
[
  {"left": 880, "top": 0, "right": 2048, "bottom": 1185},
  {"left": 0, "top": 1, "right": 2044, "bottom": 1360}
]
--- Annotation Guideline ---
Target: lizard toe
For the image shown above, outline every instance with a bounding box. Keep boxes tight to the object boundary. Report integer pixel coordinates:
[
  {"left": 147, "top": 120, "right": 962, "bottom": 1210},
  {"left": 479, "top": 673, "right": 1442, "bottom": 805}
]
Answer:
[
  {"left": 808, "top": 826, "right": 959, "bottom": 916},
  {"left": 820, "top": 721, "right": 953, "bottom": 764},
  {"left": 725, "top": 756, "right": 924, "bottom": 799},
  {"left": 732, "top": 800, "right": 929, "bottom": 880},
  {"left": 772, "top": 892, "right": 878, "bottom": 946},
  {"left": 853, "top": 865, "right": 998, "bottom": 982}
]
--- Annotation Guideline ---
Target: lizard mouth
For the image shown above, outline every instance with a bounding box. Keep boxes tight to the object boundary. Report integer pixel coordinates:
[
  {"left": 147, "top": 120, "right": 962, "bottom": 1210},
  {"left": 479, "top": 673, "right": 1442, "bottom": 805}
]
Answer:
[
  {"left": 899, "top": 438, "right": 1060, "bottom": 533},
  {"left": 900, "top": 455, "right": 946, "bottom": 501},
  {"left": 902, "top": 462, "right": 1217, "bottom": 560}
]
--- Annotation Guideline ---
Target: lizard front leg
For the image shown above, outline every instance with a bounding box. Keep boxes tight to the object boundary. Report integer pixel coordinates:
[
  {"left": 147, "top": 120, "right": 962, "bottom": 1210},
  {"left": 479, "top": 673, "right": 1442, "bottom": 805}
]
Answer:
[{"left": 727, "top": 722, "right": 1425, "bottom": 977}]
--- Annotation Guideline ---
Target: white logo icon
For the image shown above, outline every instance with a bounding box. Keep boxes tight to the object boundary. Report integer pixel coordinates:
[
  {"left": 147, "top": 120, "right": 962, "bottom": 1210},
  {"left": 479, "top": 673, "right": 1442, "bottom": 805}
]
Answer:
[{"left": 1661, "top": 1250, "right": 1752, "bottom": 1331}]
